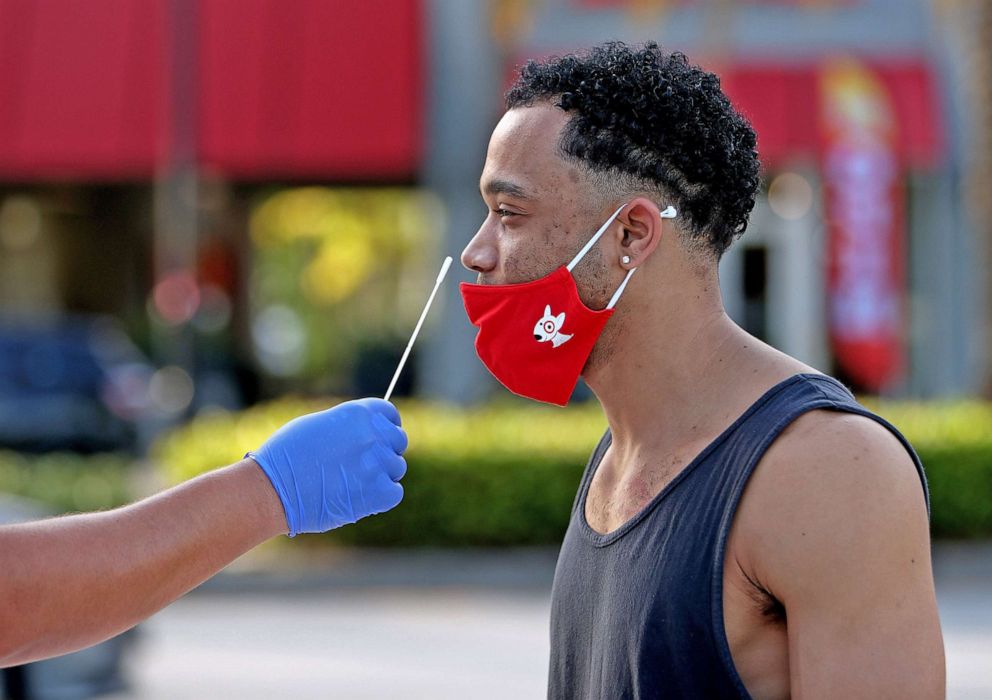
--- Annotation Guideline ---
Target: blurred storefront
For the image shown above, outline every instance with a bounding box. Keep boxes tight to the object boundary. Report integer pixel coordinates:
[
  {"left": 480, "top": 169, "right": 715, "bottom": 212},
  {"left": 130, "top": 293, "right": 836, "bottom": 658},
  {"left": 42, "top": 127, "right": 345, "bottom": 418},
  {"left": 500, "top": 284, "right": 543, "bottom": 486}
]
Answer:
[
  {"left": 719, "top": 56, "right": 943, "bottom": 395},
  {"left": 0, "top": 0, "right": 432, "bottom": 412},
  {"left": 0, "top": 0, "right": 986, "bottom": 407},
  {"left": 423, "top": 0, "right": 981, "bottom": 400}
]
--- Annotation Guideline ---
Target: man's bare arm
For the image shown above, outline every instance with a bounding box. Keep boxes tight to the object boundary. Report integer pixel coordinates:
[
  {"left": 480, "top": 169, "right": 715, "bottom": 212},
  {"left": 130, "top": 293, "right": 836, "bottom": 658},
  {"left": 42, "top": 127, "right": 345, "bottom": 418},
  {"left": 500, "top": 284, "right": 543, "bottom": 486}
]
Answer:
[
  {"left": 0, "top": 398, "right": 409, "bottom": 668},
  {"left": 0, "top": 459, "right": 285, "bottom": 667},
  {"left": 741, "top": 412, "right": 944, "bottom": 699}
]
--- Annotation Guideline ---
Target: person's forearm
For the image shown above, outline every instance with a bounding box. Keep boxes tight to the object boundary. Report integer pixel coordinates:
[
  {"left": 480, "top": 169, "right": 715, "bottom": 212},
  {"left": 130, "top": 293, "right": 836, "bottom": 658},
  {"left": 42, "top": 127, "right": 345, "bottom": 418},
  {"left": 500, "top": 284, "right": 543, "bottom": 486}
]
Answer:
[
  {"left": 0, "top": 398, "right": 408, "bottom": 667},
  {"left": 0, "top": 459, "right": 285, "bottom": 667}
]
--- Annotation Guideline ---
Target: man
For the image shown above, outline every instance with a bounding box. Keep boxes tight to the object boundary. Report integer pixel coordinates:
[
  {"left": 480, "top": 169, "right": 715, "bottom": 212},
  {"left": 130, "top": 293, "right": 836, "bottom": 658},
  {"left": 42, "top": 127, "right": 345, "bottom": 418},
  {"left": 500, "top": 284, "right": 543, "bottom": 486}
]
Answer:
[
  {"left": 0, "top": 398, "right": 407, "bottom": 667},
  {"left": 460, "top": 42, "right": 944, "bottom": 698}
]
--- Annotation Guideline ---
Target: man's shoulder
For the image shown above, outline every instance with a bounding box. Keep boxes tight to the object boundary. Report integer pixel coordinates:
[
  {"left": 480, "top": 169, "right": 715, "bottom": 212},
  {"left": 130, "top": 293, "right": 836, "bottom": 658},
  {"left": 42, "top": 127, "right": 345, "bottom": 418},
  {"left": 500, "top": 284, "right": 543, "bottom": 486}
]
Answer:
[
  {"left": 766, "top": 405, "right": 920, "bottom": 487},
  {"left": 758, "top": 406, "right": 924, "bottom": 516},
  {"left": 739, "top": 366, "right": 924, "bottom": 512},
  {"left": 733, "top": 406, "right": 929, "bottom": 582}
]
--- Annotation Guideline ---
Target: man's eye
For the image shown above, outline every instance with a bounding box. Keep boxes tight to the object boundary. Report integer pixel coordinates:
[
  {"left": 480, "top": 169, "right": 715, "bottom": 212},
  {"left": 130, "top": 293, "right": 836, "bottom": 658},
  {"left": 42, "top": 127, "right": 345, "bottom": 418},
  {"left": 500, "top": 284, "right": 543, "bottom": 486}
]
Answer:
[{"left": 494, "top": 208, "right": 516, "bottom": 219}]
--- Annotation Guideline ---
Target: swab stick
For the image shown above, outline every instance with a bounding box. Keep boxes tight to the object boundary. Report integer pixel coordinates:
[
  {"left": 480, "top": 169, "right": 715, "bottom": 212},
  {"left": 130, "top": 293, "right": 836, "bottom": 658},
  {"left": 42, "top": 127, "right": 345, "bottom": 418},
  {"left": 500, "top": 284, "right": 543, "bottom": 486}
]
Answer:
[{"left": 384, "top": 256, "right": 453, "bottom": 402}]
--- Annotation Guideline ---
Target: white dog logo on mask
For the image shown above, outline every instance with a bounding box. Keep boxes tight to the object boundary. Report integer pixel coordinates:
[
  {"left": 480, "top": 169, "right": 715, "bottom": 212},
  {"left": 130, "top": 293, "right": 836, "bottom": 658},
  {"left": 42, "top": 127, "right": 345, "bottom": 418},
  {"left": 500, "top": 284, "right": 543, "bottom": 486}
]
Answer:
[{"left": 534, "top": 305, "right": 573, "bottom": 348}]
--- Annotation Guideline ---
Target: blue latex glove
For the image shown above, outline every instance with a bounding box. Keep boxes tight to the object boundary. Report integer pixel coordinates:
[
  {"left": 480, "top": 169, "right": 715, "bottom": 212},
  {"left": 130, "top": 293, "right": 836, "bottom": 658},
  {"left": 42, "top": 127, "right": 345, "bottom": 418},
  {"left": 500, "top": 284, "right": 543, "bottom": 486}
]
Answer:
[{"left": 247, "top": 398, "right": 408, "bottom": 536}]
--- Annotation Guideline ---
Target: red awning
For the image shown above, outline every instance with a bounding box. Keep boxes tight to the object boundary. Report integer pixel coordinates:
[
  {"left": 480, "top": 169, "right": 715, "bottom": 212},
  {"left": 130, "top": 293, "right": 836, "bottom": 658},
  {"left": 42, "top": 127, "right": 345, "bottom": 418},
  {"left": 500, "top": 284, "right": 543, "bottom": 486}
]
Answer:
[
  {"left": 0, "top": 0, "right": 423, "bottom": 182},
  {"left": 198, "top": 0, "right": 423, "bottom": 180},
  {"left": 502, "top": 53, "right": 943, "bottom": 172},
  {"left": 720, "top": 60, "right": 943, "bottom": 170},
  {"left": 0, "top": 0, "right": 169, "bottom": 179}
]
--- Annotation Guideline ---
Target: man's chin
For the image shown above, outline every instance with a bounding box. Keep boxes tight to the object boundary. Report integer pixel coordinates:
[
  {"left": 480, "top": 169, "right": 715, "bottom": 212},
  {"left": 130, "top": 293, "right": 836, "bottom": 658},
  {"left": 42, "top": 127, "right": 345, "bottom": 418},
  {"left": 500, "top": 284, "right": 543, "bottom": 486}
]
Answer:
[{"left": 477, "top": 274, "right": 522, "bottom": 285}]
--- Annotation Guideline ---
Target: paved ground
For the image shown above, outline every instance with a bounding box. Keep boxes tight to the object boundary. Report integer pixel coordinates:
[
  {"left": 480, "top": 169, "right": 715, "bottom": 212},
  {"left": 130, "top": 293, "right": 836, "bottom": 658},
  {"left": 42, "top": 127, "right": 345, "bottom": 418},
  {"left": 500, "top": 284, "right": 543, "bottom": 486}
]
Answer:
[
  {"left": 932, "top": 542, "right": 992, "bottom": 699},
  {"left": 103, "top": 543, "right": 991, "bottom": 699}
]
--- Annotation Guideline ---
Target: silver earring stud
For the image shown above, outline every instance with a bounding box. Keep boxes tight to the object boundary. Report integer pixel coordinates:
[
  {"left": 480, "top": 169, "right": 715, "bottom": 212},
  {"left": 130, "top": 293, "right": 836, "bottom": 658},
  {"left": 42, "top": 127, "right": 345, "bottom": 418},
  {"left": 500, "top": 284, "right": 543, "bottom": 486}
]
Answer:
[{"left": 621, "top": 255, "right": 631, "bottom": 265}]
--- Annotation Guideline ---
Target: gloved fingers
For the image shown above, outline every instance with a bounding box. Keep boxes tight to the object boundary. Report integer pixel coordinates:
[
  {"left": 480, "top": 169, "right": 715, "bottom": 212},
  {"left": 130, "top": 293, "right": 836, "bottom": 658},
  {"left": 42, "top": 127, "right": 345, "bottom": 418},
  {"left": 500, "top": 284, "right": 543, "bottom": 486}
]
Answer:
[
  {"left": 380, "top": 400, "right": 402, "bottom": 426},
  {"left": 357, "top": 398, "right": 402, "bottom": 426},
  {"left": 370, "top": 441, "right": 407, "bottom": 482},
  {"left": 373, "top": 413, "right": 409, "bottom": 454},
  {"left": 374, "top": 477, "right": 404, "bottom": 513},
  {"left": 385, "top": 452, "right": 408, "bottom": 482}
]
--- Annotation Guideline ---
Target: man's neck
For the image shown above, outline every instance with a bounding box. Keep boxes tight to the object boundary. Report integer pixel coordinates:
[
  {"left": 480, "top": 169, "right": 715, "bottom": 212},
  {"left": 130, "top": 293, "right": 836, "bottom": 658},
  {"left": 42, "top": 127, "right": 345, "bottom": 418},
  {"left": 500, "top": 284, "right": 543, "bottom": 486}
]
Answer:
[{"left": 584, "top": 290, "right": 794, "bottom": 461}]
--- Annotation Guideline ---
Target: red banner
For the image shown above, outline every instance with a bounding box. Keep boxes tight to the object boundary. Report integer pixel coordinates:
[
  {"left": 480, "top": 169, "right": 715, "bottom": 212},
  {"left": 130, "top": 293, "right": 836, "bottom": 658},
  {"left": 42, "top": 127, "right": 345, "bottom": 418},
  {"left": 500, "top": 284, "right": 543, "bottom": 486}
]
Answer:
[
  {"left": 577, "top": 1, "right": 860, "bottom": 7},
  {"left": 819, "top": 58, "right": 905, "bottom": 391}
]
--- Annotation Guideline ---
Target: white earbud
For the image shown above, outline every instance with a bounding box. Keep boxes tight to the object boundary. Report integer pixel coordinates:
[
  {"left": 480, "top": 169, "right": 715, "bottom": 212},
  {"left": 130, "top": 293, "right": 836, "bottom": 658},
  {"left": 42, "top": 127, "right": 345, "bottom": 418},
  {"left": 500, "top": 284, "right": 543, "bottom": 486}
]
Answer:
[
  {"left": 621, "top": 255, "right": 631, "bottom": 265},
  {"left": 660, "top": 205, "right": 677, "bottom": 218}
]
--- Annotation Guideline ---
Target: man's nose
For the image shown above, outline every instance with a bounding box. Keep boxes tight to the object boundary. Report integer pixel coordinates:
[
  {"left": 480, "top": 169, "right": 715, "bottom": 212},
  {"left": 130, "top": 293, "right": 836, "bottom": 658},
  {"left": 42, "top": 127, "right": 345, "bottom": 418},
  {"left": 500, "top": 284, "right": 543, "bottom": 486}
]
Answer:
[{"left": 460, "top": 224, "right": 497, "bottom": 274}]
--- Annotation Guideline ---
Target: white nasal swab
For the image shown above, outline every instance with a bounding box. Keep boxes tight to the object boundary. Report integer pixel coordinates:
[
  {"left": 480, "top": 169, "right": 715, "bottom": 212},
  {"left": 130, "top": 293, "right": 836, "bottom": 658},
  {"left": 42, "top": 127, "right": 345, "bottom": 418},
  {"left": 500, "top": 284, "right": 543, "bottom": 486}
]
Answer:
[{"left": 384, "top": 256, "right": 453, "bottom": 402}]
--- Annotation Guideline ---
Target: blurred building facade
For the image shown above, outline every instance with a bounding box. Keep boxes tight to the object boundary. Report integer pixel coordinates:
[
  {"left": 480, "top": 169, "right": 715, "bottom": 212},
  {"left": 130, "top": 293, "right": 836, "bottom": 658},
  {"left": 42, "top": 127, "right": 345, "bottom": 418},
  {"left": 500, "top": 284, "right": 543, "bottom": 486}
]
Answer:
[
  {"left": 428, "top": 0, "right": 990, "bottom": 401},
  {"left": 0, "top": 0, "right": 429, "bottom": 412},
  {"left": 424, "top": 0, "right": 987, "bottom": 402},
  {"left": 0, "top": 0, "right": 987, "bottom": 409}
]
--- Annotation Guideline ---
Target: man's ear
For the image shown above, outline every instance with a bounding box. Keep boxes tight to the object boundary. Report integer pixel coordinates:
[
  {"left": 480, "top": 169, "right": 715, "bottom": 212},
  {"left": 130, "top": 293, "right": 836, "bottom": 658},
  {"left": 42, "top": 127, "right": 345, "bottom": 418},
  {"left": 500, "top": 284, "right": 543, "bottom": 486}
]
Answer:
[{"left": 616, "top": 197, "right": 667, "bottom": 267}]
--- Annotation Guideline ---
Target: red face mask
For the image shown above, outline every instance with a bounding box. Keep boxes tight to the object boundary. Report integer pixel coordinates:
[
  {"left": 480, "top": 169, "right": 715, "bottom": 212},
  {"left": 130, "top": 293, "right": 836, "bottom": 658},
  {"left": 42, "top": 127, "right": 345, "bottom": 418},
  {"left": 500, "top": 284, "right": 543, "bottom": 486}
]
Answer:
[{"left": 460, "top": 204, "right": 677, "bottom": 406}]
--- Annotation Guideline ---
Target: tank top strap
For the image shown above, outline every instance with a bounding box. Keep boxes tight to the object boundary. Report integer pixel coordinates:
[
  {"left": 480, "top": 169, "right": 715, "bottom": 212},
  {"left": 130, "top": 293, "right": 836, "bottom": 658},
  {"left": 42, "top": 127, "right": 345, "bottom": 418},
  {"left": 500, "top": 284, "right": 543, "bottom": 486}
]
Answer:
[{"left": 787, "top": 374, "right": 930, "bottom": 515}]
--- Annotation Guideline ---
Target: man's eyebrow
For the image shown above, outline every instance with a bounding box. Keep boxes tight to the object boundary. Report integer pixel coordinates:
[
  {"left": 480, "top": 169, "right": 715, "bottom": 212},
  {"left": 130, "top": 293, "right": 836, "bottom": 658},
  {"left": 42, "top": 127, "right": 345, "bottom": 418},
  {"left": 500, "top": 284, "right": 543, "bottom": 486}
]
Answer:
[{"left": 481, "top": 178, "right": 531, "bottom": 200}]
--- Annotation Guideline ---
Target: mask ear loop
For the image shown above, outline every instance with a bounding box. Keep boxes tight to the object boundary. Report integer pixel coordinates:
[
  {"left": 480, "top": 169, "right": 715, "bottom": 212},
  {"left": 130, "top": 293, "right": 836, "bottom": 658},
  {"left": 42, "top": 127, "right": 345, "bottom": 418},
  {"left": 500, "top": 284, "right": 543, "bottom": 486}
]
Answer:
[
  {"left": 606, "top": 268, "right": 637, "bottom": 310},
  {"left": 605, "top": 204, "right": 678, "bottom": 310},
  {"left": 566, "top": 204, "right": 626, "bottom": 272}
]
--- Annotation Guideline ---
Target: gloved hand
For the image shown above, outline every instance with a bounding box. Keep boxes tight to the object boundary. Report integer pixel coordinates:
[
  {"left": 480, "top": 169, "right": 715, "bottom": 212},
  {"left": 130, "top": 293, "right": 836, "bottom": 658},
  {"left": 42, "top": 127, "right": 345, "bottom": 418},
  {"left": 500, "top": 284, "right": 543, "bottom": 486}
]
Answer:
[{"left": 247, "top": 398, "right": 408, "bottom": 536}]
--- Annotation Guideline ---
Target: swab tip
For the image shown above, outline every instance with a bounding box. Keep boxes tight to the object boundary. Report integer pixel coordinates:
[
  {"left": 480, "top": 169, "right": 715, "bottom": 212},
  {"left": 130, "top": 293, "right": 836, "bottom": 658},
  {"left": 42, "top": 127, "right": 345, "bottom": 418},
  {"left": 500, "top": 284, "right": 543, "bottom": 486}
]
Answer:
[{"left": 437, "top": 256, "right": 453, "bottom": 281}]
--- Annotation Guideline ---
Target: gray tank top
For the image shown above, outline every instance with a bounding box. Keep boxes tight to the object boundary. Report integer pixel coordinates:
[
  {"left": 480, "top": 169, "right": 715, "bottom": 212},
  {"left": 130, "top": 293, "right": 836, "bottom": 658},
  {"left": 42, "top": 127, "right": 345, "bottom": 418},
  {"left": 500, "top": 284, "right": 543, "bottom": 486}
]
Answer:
[{"left": 548, "top": 373, "right": 929, "bottom": 699}]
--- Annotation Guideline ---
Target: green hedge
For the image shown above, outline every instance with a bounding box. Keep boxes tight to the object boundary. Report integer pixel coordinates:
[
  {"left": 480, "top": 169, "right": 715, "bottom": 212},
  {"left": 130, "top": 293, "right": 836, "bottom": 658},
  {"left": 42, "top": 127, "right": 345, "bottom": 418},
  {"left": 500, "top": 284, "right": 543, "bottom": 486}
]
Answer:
[
  {"left": 0, "top": 451, "right": 133, "bottom": 515},
  {"left": 862, "top": 400, "right": 992, "bottom": 538},
  {"left": 155, "top": 398, "right": 607, "bottom": 546},
  {"left": 153, "top": 397, "right": 992, "bottom": 545}
]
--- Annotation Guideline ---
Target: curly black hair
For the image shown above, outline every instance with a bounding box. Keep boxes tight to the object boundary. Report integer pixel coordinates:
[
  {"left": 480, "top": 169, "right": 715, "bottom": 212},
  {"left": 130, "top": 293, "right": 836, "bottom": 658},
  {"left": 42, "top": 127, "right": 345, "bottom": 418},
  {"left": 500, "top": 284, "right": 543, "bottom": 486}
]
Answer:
[{"left": 506, "top": 41, "right": 760, "bottom": 259}]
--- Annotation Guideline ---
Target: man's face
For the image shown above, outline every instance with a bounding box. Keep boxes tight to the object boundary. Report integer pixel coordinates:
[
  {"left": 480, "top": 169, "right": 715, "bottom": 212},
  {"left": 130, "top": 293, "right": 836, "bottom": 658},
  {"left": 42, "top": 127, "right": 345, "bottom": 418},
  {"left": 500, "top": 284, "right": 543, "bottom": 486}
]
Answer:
[{"left": 461, "top": 104, "right": 611, "bottom": 301}]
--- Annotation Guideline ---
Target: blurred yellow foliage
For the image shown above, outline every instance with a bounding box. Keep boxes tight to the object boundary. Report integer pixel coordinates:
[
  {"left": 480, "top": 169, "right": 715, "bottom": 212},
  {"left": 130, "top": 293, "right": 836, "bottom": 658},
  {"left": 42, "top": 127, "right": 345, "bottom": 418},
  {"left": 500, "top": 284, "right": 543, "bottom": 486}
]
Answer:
[
  {"left": 250, "top": 186, "right": 441, "bottom": 306},
  {"left": 246, "top": 186, "right": 441, "bottom": 384},
  {"left": 301, "top": 235, "right": 374, "bottom": 305}
]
